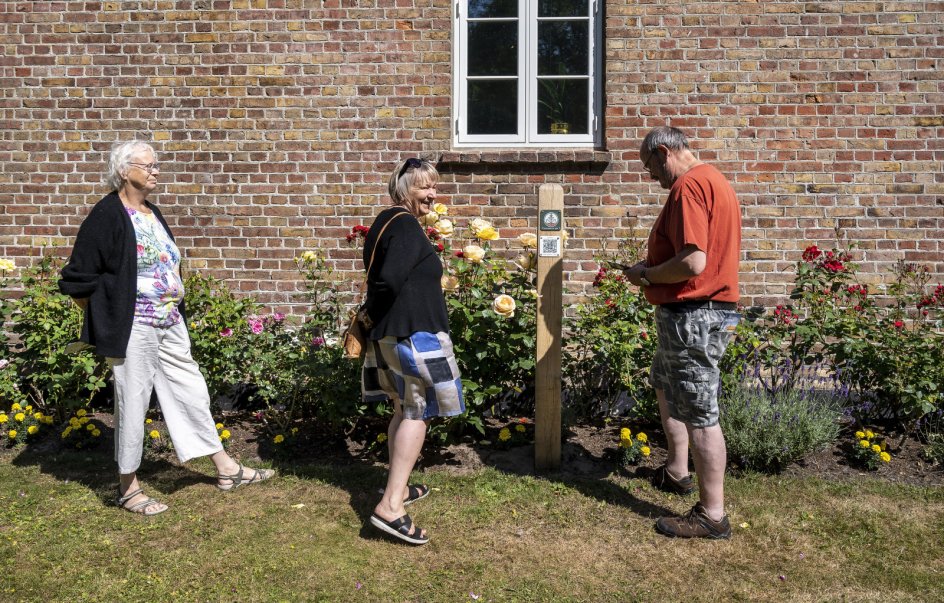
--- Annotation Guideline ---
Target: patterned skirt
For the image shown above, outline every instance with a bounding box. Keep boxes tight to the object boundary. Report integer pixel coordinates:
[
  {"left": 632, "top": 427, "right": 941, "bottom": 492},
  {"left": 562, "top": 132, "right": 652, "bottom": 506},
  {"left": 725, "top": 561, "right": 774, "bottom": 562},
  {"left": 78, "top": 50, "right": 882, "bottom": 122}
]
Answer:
[{"left": 362, "top": 331, "right": 465, "bottom": 421}]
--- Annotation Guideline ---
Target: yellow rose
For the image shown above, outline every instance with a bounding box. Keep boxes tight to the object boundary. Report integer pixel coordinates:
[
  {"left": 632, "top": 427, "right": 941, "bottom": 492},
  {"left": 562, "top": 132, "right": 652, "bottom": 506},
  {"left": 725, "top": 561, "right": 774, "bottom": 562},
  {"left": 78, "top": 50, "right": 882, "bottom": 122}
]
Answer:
[
  {"left": 434, "top": 219, "right": 454, "bottom": 236},
  {"left": 27, "top": 425, "right": 38, "bottom": 435},
  {"left": 468, "top": 218, "right": 491, "bottom": 235},
  {"left": 475, "top": 225, "right": 499, "bottom": 241},
  {"left": 421, "top": 211, "right": 439, "bottom": 226},
  {"left": 492, "top": 294, "right": 516, "bottom": 318},
  {"left": 637, "top": 433, "right": 648, "bottom": 443},
  {"left": 0, "top": 258, "right": 15, "bottom": 271},
  {"left": 462, "top": 244, "right": 485, "bottom": 263},
  {"left": 432, "top": 203, "right": 448, "bottom": 215},
  {"left": 274, "top": 434, "right": 285, "bottom": 444},
  {"left": 14, "top": 412, "right": 25, "bottom": 422},
  {"left": 871, "top": 444, "right": 881, "bottom": 453},
  {"left": 641, "top": 446, "right": 651, "bottom": 457},
  {"left": 149, "top": 430, "right": 160, "bottom": 439},
  {"left": 215, "top": 423, "right": 224, "bottom": 430},
  {"left": 8, "top": 429, "right": 17, "bottom": 439},
  {"left": 513, "top": 253, "right": 535, "bottom": 271},
  {"left": 11, "top": 403, "right": 21, "bottom": 411},
  {"left": 441, "top": 275, "right": 459, "bottom": 291},
  {"left": 518, "top": 233, "right": 537, "bottom": 248},
  {"left": 301, "top": 250, "right": 318, "bottom": 263},
  {"left": 76, "top": 409, "right": 86, "bottom": 417},
  {"left": 859, "top": 439, "right": 870, "bottom": 448},
  {"left": 855, "top": 430, "right": 865, "bottom": 439},
  {"left": 880, "top": 452, "right": 891, "bottom": 462},
  {"left": 0, "top": 414, "right": 7, "bottom": 424},
  {"left": 221, "top": 429, "right": 231, "bottom": 440},
  {"left": 498, "top": 427, "right": 511, "bottom": 442}
]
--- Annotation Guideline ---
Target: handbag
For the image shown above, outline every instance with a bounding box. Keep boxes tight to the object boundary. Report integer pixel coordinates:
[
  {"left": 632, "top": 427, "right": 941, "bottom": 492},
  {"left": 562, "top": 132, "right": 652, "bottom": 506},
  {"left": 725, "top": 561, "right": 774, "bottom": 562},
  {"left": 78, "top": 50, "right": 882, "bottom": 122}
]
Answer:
[{"left": 342, "top": 210, "right": 409, "bottom": 359}]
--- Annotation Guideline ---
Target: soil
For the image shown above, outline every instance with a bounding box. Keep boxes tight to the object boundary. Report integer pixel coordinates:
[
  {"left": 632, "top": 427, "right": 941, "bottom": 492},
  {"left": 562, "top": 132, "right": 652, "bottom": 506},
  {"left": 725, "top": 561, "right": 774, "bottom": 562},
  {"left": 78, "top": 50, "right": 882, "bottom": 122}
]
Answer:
[{"left": 9, "top": 412, "right": 940, "bottom": 487}]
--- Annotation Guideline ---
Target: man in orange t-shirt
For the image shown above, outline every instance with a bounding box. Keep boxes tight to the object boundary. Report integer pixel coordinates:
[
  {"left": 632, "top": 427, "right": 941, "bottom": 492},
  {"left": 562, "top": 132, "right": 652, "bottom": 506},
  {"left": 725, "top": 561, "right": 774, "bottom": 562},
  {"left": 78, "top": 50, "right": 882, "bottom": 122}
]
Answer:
[{"left": 624, "top": 126, "right": 741, "bottom": 539}]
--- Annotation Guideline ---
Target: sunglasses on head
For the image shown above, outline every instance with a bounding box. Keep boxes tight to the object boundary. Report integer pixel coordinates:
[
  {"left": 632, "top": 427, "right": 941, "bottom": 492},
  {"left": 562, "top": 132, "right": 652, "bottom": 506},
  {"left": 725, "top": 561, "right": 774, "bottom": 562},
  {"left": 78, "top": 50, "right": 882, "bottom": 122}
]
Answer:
[{"left": 398, "top": 157, "right": 425, "bottom": 179}]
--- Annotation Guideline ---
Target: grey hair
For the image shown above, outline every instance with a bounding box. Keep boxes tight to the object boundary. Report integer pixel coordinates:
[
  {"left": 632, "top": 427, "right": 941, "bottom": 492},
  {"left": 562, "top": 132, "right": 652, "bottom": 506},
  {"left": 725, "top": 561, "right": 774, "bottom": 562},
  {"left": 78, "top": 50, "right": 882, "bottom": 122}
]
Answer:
[
  {"left": 387, "top": 158, "right": 439, "bottom": 212},
  {"left": 641, "top": 126, "right": 690, "bottom": 155},
  {"left": 105, "top": 141, "right": 155, "bottom": 191}
]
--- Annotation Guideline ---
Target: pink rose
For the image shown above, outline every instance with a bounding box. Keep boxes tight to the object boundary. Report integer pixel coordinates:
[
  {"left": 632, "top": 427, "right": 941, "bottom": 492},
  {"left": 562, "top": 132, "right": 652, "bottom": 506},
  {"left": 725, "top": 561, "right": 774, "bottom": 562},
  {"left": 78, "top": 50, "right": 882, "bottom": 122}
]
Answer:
[{"left": 220, "top": 328, "right": 233, "bottom": 338}]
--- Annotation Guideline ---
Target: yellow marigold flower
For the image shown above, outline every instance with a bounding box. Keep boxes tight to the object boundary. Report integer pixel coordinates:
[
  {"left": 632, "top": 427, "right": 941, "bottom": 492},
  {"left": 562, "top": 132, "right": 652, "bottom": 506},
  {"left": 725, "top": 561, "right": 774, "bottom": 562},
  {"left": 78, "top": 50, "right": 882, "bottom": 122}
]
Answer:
[
  {"left": 859, "top": 439, "right": 870, "bottom": 448},
  {"left": 86, "top": 423, "right": 96, "bottom": 431},
  {"left": 92, "top": 430, "right": 101, "bottom": 437},
  {"left": 377, "top": 433, "right": 388, "bottom": 443},
  {"left": 79, "top": 417, "right": 90, "bottom": 425},
  {"left": 499, "top": 427, "right": 511, "bottom": 442},
  {"left": 69, "top": 418, "right": 80, "bottom": 428},
  {"left": 14, "top": 412, "right": 25, "bottom": 422},
  {"left": 220, "top": 429, "right": 231, "bottom": 440},
  {"left": 24, "top": 405, "right": 32, "bottom": 412},
  {"left": 215, "top": 423, "right": 224, "bottom": 430},
  {"left": 871, "top": 444, "right": 881, "bottom": 453},
  {"left": 11, "top": 403, "right": 21, "bottom": 411},
  {"left": 636, "top": 433, "right": 648, "bottom": 443},
  {"left": 291, "top": 427, "right": 299, "bottom": 435},
  {"left": 641, "top": 446, "right": 651, "bottom": 457},
  {"left": 62, "top": 426, "right": 73, "bottom": 437},
  {"left": 515, "top": 424, "right": 526, "bottom": 433},
  {"left": 43, "top": 416, "right": 53, "bottom": 424},
  {"left": 865, "top": 430, "right": 874, "bottom": 439},
  {"left": 149, "top": 430, "right": 160, "bottom": 439},
  {"left": 27, "top": 425, "right": 38, "bottom": 435},
  {"left": 620, "top": 427, "right": 631, "bottom": 439},
  {"left": 76, "top": 409, "right": 86, "bottom": 417},
  {"left": 880, "top": 452, "right": 891, "bottom": 462},
  {"left": 145, "top": 418, "right": 153, "bottom": 424},
  {"left": 34, "top": 412, "right": 43, "bottom": 420},
  {"left": 0, "top": 414, "right": 7, "bottom": 424},
  {"left": 855, "top": 430, "right": 865, "bottom": 439},
  {"left": 8, "top": 429, "right": 17, "bottom": 439},
  {"left": 274, "top": 434, "right": 285, "bottom": 444}
]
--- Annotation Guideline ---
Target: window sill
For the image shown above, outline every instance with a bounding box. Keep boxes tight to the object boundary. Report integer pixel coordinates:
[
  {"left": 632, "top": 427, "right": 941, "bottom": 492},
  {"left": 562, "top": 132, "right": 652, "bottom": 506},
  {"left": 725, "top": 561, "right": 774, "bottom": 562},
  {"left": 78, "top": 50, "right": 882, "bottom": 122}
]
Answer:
[{"left": 437, "top": 149, "right": 611, "bottom": 171}]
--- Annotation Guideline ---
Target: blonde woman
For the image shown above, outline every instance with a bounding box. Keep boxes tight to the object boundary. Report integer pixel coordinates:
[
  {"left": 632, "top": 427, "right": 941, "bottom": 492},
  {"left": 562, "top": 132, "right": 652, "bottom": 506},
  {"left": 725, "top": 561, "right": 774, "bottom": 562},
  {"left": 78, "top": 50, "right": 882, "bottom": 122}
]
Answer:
[{"left": 361, "top": 158, "right": 465, "bottom": 544}]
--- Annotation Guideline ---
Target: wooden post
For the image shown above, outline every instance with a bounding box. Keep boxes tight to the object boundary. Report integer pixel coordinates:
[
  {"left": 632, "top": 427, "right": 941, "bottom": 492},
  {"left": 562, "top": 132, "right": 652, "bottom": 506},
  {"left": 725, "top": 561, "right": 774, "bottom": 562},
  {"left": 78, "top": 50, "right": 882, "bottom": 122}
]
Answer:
[{"left": 535, "top": 184, "right": 564, "bottom": 471}]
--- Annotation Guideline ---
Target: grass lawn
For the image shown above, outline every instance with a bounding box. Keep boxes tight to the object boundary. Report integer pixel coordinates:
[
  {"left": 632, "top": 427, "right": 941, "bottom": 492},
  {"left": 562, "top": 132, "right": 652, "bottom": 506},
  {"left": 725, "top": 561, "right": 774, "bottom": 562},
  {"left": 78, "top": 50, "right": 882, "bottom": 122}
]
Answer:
[{"left": 1, "top": 445, "right": 942, "bottom": 602}]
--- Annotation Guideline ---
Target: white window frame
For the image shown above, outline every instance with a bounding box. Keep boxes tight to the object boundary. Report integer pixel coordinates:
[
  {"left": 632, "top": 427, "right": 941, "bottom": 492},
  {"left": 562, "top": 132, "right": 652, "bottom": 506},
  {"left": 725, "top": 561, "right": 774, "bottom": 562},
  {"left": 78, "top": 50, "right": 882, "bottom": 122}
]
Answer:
[{"left": 453, "top": 0, "right": 602, "bottom": 148}]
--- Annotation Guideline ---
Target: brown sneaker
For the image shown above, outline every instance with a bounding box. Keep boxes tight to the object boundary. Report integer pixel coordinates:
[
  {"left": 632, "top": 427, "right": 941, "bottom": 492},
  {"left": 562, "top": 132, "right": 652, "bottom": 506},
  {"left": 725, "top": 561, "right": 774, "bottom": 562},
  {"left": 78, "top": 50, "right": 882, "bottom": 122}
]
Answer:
[
  {"left": 655, "top": 503, "right": 731, "bottom": 539},
  {"left": 651, "top": 464, "right": 695, "bottom": 495}
]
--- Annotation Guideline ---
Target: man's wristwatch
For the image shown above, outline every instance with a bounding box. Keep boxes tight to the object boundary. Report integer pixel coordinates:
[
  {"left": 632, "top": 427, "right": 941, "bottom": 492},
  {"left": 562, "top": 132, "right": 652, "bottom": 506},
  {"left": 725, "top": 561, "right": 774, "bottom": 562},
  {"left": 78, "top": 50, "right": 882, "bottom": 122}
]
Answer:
[{"left": 639, "top": 269, "right": 651, "bottom": 287}]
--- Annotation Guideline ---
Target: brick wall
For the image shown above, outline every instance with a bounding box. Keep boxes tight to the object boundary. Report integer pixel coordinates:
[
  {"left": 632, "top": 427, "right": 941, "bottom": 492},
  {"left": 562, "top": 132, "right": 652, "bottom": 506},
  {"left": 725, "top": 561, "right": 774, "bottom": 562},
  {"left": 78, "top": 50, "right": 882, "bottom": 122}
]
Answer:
[{"left": 1, "top": 1, "right": 942, "bottom": 314}]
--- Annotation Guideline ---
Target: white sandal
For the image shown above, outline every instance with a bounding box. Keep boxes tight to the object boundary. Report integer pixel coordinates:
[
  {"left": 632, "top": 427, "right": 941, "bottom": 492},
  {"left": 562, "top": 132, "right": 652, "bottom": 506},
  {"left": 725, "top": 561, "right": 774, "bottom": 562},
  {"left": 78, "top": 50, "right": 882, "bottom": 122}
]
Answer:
[
  {"left": 115, "top": 487, "right": 168, "bottom": 516},
  {"left": 217, "top": 464, "right": 275, "bottom": 491}
]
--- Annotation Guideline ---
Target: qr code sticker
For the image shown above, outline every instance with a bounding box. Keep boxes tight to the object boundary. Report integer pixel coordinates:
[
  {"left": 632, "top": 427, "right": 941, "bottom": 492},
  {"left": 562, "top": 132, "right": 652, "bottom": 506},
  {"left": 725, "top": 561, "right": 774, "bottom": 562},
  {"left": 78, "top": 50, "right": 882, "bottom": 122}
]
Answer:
[{"left": 539, "top": 236, "right": 561, "bottom": 257}]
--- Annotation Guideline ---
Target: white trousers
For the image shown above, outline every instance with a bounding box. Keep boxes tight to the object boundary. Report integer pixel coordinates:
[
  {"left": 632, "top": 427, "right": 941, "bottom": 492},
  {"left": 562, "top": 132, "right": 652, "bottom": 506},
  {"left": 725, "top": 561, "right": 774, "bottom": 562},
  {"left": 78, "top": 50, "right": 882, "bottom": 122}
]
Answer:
[{"left": 108, "top": 321, "right": 222, "bottom": 474}]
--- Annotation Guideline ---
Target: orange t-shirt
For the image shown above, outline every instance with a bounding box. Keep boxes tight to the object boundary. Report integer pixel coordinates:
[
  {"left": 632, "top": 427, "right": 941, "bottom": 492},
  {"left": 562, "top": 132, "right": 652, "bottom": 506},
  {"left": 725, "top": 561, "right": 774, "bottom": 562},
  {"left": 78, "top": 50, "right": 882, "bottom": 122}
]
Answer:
[{"left": 644, "top": 163, "right": 741, "bottom": 305}]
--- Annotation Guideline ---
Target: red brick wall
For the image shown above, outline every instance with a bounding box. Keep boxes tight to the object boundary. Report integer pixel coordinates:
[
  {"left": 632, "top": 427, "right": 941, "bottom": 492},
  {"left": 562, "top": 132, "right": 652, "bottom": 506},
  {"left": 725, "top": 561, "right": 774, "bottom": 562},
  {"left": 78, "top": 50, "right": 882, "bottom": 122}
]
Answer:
[{"left": 1, "top": 1, "right": 941, "bottom": 313}]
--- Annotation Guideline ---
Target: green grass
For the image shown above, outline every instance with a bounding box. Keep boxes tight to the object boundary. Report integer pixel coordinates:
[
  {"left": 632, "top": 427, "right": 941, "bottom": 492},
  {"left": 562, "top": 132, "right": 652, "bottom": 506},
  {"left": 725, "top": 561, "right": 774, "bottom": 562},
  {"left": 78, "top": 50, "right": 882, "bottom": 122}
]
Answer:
[{"left": 0, "top": 446, "right": 942, "bottom": 602}]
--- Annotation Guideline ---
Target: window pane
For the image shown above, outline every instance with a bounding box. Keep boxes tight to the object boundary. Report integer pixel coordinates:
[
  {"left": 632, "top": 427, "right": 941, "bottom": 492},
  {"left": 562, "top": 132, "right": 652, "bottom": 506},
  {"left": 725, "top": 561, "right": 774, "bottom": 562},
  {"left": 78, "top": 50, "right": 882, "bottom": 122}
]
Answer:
[
  {"left": 468, "top": 22, "right": 518, "bottom": 76},
  {"left": 468, "top": 80, "right": 518, "bottom": 135},
  {"left": 538, "top": 0, "right": 588, "bottom": 18},
  {"left": 537, "top": 78, "right": 588, "bottom": 135},
  {"left": 537, "top": 21, "right": 589, "bottom": 76},
  {"left": 468, "top": 0, "right": 518, "bottom": 18}
]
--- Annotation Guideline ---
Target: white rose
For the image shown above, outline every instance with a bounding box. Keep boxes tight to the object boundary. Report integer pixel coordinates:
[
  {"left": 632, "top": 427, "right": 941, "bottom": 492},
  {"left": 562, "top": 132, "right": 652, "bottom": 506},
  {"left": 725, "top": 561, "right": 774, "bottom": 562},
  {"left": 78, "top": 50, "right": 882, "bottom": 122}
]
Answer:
[
  {"left": 462, "top": 244, "right": 485, "bottom": 263},
  {"left": 514, "top": 253, "right": 535, "bottom": 271},
  {"left": 492, "top": 294, "right": 516, "bottom": 318},
  {"left": 441, "top": 275, "right": 459, "bottom": 291},
  {"left": 421, "top": 211, "right": 439, "bottom": 226},
  {"left": 435, "top": 219, "right": 454, "bottom": 236},
  {"left": 518, "top": 233, "right": 537, "bottom": 248},
  {"left": 468, "top": 218, "right": 491, "bottom": 235}
]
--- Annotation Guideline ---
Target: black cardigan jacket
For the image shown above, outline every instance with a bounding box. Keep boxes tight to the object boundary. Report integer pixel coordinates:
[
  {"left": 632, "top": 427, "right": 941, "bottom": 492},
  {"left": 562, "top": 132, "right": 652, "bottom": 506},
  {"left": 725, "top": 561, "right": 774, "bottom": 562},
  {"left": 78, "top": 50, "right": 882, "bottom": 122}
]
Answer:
[
  {"left": 363, "top": 207, "right": 450, "bottom": 339},
  {"left": 58, "top": 193, "right": 182, "bottom": 358}
]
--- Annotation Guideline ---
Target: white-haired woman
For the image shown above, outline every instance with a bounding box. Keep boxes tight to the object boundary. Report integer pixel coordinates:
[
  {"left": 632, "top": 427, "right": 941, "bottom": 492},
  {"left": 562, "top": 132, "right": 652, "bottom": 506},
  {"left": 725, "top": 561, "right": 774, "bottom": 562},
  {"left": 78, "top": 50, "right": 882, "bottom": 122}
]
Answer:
[
  {"left": 59, "top": 141, "right": 273, "bottom": 516},
  {"left": 361, "top": 157, "right": 465, "bottom": 545}
]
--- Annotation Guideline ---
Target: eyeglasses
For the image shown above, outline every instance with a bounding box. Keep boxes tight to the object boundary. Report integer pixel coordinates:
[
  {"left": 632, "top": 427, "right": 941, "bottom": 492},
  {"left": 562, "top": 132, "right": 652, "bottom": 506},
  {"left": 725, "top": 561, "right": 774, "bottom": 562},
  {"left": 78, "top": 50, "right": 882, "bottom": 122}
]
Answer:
[
  {"left": 397, "top": 157, "right": 424, "bottom": 179},
  {"left": 129, "top": 162, "right": 160, "bottom": 173},
  {"left": 642, "top": 152, "right": 659, "bottom": 174}
]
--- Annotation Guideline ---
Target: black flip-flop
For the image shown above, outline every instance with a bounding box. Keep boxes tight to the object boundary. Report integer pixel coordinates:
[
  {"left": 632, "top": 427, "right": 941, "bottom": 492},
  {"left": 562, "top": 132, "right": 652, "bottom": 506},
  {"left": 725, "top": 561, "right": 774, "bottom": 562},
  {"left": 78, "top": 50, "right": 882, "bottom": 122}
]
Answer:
[
  {"left": 369, "top": 513, "right": 430, "bottom": 545},
  {"left": 404, "top": 484, "right": 430, "bottom": 506}
]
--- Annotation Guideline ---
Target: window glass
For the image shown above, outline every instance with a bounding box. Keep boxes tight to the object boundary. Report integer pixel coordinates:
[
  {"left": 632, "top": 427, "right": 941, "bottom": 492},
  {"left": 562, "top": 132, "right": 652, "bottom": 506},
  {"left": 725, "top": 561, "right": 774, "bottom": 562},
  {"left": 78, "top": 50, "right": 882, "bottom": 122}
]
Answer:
[
  {"left": 537, "top": 79, "right": 588, "bottom": 135},
  {"left": 468, "top": 81, "right": 518, "bottom": 135},
  {"left": 468, "top": 22, "right": 519, "bottom": 76},
  {"left": 537, "top": 21, "right": 589, "bottom": 76},
  {"left": 538, "top": 0, "right": 587, "bottom": 18},
  {"left": 469, "top": 0, "right": 518, "bottom": 18}
]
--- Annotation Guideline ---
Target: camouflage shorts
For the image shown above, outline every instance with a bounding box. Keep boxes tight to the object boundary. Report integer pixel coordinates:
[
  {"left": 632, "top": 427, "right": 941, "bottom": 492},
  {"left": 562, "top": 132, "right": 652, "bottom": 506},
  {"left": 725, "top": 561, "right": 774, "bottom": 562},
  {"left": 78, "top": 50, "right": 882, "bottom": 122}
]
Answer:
[{"left": 649, "top": 306, "right": 740, "bottom": 428}]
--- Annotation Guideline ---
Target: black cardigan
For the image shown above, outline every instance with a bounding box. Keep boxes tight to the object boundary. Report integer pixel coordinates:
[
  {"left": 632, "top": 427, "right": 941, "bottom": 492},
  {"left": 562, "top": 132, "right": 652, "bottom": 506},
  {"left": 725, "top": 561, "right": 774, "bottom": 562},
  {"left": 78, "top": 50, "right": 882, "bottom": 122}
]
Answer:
[
  {"left": 363, "top": 206, "right": 450, "bottom": 339},
  {"left": 58, "top": 193, "right": 182, "bottom": 358}
]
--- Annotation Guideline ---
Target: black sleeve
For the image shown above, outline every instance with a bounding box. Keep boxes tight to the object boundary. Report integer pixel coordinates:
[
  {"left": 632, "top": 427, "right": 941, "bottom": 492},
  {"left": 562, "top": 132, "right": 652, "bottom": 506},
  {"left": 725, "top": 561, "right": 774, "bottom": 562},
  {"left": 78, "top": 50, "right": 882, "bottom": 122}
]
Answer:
[{"left": 58, "top": 203, "right": 113, "bottom": 299}]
